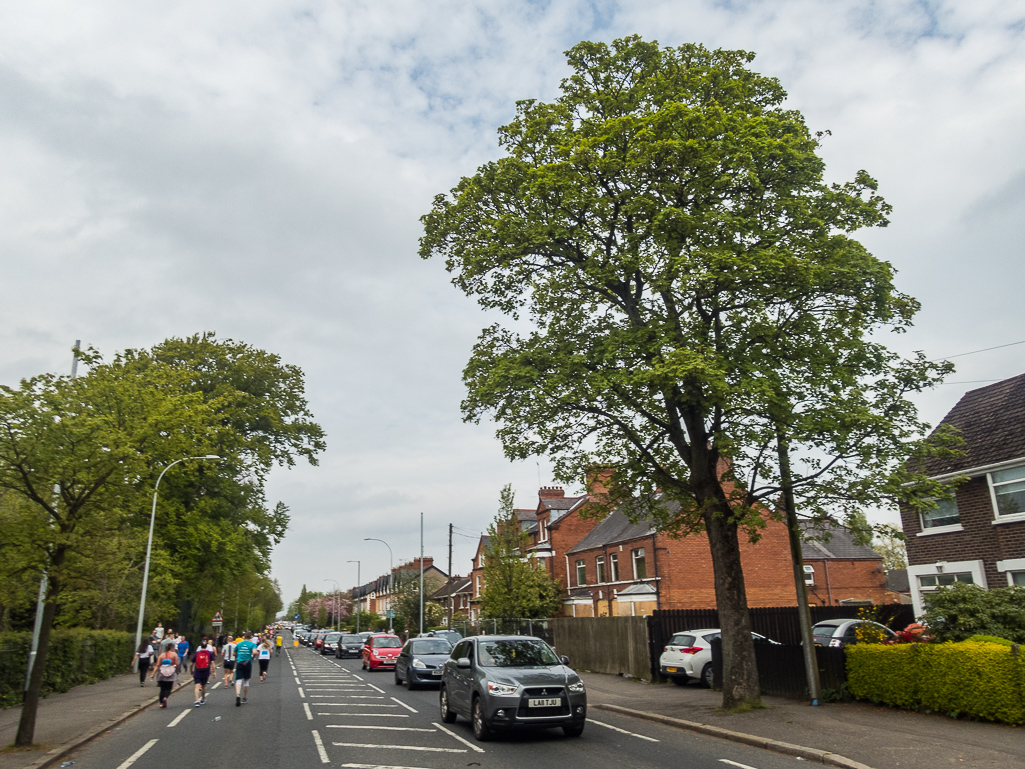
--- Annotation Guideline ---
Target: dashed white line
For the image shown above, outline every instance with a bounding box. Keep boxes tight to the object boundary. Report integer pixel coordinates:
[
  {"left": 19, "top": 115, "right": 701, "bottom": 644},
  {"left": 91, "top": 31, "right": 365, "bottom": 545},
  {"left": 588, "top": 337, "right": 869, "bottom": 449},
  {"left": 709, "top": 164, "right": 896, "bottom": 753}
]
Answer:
[
  {"left": 312, "top": 730, "right": 331, "bottom": 763},
  {"left": 330, "top": 743, "right": 466, "bottom": 754},
  {"left": 390, "top": 697, "right": 417, "bottom": 713},
  {"left": 167, "top": 709, "right": 191, "bottom": 728},
  {"left": 590, "top": 718, "right": 660, "bottom": 742},
  {"left": 719, "top": 761, "right": 758, "bottom": 769},
  {"left": 303, "top": 702, "right": 313, "bottom": 720},
  {"left": 432, "top": 721, "right": 486, "bottom": 753},
  {"left": 115, "top": 739, "right": 159, "bottom": 769}
]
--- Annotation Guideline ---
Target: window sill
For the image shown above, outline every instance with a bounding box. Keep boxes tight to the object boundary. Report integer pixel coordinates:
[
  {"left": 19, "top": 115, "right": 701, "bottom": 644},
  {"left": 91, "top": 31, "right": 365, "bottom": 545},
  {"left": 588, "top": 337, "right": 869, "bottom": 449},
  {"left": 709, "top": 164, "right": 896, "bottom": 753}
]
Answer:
[
  {"left": 916, "top": 524, "right": 964, "bottom": 537},
  {"left": 992, "top": 514, "right": 1025, "bottom": 526}
]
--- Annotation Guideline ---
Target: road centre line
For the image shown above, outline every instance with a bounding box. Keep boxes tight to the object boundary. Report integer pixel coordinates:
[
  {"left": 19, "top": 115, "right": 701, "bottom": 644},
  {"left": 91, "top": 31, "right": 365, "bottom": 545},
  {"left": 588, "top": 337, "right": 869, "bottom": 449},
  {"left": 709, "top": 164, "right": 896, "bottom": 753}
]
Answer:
[
  {"left": 589, "top": 718, "right": 660, "bottom": 742},
  {"left": 312, "top": 730, "right": 330, "bottom": 764},
  {"left": 318, "top": 713, "right": 409, "bottom": 717},
  {"left": 304, "top": 702, "right": 313, "bottom": 720},
  {"left": 391, "top": 697, "right": 417, "bottom": 713},
  {"left": 167, "top": 709, "right": 191, "bottom": 728},
  {"left": 719, "top": 761, "right": 758, "bottom": 769},
  {"left": 331, "top": 743, "right": 466, "bottom": 754},
  {"left": 432, "top": 722, "right": 486, "bottom": 754},
  {"left": 325, "top": 725, "right": 435, "bottom": 732},
  {"left": 115, "top": 739, "right": 159, "bottom": 769}
]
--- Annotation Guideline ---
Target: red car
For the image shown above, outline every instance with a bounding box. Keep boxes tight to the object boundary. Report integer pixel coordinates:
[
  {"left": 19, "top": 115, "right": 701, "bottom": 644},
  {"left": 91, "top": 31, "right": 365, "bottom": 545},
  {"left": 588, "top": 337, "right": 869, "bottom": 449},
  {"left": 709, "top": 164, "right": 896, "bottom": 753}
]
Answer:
[{"left": 362, "top": 633, "right": 402, "bottom": 671}]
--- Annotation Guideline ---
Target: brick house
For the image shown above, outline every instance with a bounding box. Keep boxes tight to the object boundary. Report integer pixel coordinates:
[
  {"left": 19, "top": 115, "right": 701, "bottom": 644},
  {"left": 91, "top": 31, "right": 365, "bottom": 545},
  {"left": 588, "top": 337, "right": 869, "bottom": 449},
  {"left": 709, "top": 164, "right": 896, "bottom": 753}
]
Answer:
[
  {"left": 800, "top": 520, "right": 888, "bottom": 606},
  {"left": 899, "top": 373, "right": 1025, "bottom": 616}
]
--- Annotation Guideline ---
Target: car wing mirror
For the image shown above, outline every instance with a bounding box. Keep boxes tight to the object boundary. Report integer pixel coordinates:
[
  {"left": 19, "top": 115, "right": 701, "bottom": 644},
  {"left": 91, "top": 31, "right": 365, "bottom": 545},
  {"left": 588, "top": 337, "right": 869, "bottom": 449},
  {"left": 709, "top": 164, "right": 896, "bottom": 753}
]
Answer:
[{"left": 456, "top": 657, "right": 472, "bottom": 669}]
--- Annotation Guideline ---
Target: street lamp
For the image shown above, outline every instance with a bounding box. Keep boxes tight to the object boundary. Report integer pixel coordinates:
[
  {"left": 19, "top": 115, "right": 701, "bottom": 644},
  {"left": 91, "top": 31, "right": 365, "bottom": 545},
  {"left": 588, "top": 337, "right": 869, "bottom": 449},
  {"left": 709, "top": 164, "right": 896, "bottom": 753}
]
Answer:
[
  {"left": 133, "top": 455, "right": 220, "bottom": 663},
  {"left": 324, "top": 579, "right": 340, "bottom": 631},
  {"left": 363, "top": 538, "right": 393, "bottom": 632},
  {"left": 347, "top": 560, "right": 361, "bottom": 635}
]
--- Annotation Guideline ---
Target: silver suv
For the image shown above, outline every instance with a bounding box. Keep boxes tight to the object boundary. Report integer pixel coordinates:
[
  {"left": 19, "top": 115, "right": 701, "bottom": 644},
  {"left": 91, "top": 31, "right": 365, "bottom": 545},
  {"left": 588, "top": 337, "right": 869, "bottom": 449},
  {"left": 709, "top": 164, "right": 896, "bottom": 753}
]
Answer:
[{"left": 439, "top": 635, "right": 586, "bottom": 741}]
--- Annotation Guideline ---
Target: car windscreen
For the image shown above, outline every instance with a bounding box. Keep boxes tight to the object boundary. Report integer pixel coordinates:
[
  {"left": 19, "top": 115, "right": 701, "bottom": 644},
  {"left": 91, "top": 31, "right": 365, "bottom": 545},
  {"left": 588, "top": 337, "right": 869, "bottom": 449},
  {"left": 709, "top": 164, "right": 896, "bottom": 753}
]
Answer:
[
  {"left": 372, "top": 637, "right": 402, "bottom": 648},
  {"left": 478, "top": 639, "right": 560, "bottom": 668},
  {"left": 410, "top": 640, "right": 452, "bottom": 655},
  {"left": 341, "top": 635, "right": 362, "bottom": 643}
]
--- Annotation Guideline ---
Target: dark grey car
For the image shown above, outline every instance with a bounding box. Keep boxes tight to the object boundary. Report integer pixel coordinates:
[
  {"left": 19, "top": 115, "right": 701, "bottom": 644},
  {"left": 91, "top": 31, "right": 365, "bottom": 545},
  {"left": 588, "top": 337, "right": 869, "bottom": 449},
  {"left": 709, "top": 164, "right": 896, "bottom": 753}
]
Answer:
[
  {"left": 394, "top": 637, "right": 452, "bottom": 689},
  {"left": 439, "top": 635, "right": 586, "bottom": 741}
]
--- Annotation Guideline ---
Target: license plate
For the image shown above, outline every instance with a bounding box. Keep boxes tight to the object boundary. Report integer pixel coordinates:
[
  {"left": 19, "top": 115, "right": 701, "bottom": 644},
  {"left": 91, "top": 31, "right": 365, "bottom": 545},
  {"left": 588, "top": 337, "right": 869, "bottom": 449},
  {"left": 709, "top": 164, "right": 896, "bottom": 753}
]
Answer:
[
  {"left": 666, "top": 667, "right": 677, "bottom": 673},
  {"left": 528, "top": 697, "right": 561, "bottom": 708}
]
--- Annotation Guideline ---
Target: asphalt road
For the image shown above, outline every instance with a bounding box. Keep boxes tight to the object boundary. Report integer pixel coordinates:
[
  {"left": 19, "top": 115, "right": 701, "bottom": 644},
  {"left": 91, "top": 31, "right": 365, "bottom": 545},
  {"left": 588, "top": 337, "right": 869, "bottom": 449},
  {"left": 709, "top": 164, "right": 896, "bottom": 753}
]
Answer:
[{"left": 62, "top": 639, "right": 805, "bottom": 769}]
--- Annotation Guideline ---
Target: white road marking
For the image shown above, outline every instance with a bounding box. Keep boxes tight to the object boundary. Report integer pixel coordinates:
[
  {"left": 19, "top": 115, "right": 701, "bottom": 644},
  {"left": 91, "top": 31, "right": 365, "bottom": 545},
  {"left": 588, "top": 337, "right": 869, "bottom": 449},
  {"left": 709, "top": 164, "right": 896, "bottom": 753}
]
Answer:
[
  {"left": 432, "top": 722, "right": 486, "bottom": 753},
  {"left": 590, "top": 718, "right": 660, "bottom": 742},
  {"left": 325, "top": 725, "right": 435, "bottom": 732},
  {"left": 391, "top": 697, "right": 417, "bottom": 713},
  {"left": 318, "top": 713, "right": 409, "bottom": 718},
  {"left": 719, "top": 762, "right": 758, "bottom": 769},
  {"left": 167, "top": 709, "right": 191, "bottom": 728},
  {"left": 299, "top": 688, "right": 305, "bottom": 698},
  {"left": 115, "top": 739, "right": 159, "bottom": 769},
  {"left": 312, "top": 730, "right": 331, "bottom": 764},
  {"left": 331, "top": 743, "right": 466, "bottom": 754},
  {"left": 304, "top": 702, "right": 313, "bottom": 720},
  {"left": 366, "top": 682, "right": 386, "bottom": 694}
]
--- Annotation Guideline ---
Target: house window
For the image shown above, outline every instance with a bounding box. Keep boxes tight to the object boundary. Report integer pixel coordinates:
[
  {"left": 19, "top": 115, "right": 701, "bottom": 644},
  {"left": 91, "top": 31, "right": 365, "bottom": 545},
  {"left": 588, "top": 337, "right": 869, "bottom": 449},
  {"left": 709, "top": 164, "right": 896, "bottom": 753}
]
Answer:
[
  {"left": 631, "top": 548, "right": 646, "bottom": 580},
  {"left": 576, "top": 559, "right": 586, "bottom": 586},
  {"left": 609, "top": 553, "right": 619, "bottom": 582},
  {"left": 596, "top": 556, "right": 606, "bottom": 584},
  {"left": 991, "top": 466, "right": 1025, "bottom": 517},
  {"left": 921, "top": 497, "right": 960, "bottom": 529},
  {"left": 918, "top": 573, "right": 974, "bottom": 591}
]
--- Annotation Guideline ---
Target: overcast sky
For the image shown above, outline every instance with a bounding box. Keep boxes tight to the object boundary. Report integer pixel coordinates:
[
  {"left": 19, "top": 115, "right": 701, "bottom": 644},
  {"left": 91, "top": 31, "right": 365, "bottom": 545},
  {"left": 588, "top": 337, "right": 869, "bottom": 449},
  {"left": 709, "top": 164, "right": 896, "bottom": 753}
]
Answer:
[{"left": 2, "top": 1, "right": 1023, "bottom": 610}]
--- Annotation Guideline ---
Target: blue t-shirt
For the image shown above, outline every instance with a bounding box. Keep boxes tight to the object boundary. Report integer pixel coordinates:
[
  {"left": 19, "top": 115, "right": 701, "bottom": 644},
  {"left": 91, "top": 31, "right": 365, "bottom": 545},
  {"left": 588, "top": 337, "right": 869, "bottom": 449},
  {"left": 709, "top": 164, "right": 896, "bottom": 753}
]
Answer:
[{"left": 235, "top": 640, "right": 258, "bottom": 662}]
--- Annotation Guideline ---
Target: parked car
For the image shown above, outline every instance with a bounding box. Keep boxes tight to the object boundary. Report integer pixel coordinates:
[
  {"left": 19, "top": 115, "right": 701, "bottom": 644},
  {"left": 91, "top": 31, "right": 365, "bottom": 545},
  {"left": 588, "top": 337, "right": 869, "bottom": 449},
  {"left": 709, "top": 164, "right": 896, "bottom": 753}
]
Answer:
[
  {"left": 394, "top": 637, "right": 453, "bottom": 689},
  {"left": 439, "top": 635, "right": 586, "bottom": 741},
  {"left": 335, "top": 633, "right": 365, "bottom": 659},
  {"left": 362, "top": 633, "right": 403, "bottom": 671},
  {"left": 812, "top": 619, "right": 896, "bottom": 648},
  {"left": 321, "top": 631, "right": 343, "bottom": 655},
  {"left": 659, "top": 629, "right": 780, "bottom": 687}
]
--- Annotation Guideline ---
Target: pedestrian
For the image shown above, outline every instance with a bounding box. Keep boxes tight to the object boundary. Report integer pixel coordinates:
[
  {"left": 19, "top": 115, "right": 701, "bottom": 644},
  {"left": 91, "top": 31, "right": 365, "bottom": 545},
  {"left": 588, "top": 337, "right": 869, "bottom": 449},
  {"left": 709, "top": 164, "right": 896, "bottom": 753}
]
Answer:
[
  {"left": 257, "top": 638, "right": 272, "bottom": 682},
  {"left": 154, "top": 645, "right": 179, "bottom": 708},
  {"left": 131, "top": 638, "right": 154, "bottom": 686},
  {"left": 233, "top": 631, "right": 258, "bottom": 706},
  {"left": 275, "top": 633, "right": 282, "bottom": 656},
  {"left": 191, "top": 639, "right": 216, "bottom": 707},
  {"left": 222, "top": 634, "right": 237, "bottom": 686}
]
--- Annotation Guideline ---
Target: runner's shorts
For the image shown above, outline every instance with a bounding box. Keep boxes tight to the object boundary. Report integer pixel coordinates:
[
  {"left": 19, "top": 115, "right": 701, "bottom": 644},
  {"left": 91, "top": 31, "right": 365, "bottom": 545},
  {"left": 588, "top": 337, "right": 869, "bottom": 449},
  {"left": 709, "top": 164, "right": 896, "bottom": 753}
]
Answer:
[{"left": 235, "top": 660, "right": 253, "bottom": 680}]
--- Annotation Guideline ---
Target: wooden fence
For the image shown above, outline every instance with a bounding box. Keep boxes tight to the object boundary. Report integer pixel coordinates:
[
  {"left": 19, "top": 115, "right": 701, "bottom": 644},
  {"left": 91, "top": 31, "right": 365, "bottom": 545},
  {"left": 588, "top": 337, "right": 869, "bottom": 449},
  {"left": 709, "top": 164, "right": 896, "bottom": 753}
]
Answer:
[{"left": 552, "top": 616, "right": 652, "bottom": 680}]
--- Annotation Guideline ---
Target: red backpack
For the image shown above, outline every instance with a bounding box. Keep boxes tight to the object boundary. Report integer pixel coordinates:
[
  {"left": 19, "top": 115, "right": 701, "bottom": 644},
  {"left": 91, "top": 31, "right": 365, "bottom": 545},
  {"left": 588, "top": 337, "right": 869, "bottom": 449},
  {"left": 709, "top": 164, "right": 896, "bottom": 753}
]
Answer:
[{"left": 195, "top": 648, "right": 212, "bottom": 670}]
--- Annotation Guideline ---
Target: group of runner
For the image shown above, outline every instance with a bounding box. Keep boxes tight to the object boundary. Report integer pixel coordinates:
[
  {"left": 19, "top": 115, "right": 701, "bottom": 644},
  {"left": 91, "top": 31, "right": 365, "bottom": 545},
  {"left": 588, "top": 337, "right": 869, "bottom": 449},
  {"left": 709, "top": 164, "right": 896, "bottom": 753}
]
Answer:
[{"left": 131, "top": 624, "right": 283, "bottom": 709}]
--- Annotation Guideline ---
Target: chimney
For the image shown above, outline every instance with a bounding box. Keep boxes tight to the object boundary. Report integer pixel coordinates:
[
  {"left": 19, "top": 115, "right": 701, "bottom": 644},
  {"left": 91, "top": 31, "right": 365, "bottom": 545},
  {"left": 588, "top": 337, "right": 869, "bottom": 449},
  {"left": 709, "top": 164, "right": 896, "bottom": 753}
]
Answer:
[{"left": 538, "top": 486, "right": 565, "bottom": 499}]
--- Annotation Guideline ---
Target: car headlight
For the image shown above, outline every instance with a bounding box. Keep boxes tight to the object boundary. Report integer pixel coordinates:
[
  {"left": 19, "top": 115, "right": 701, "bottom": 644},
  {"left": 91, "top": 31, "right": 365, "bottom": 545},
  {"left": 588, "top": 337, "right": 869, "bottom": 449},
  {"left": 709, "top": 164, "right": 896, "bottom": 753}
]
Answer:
[
  {"left": 568, "top": 681, "right": 585, "bottom": 693},
  {"left": 412, "top": 658, "right": 427, "bottom": 669},
  {"left": 487, "top": 681, "right": 518, "bottom": 695}
]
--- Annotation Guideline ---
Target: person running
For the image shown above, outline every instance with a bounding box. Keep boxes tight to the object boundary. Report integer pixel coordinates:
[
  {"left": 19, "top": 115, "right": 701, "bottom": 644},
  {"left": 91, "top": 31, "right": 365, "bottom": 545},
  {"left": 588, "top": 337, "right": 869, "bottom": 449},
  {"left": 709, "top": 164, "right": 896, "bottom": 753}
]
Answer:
[
  {"left": 233, "top": 632, "right": 258, "bottom": 706},
  {"left": 222, "top": 634, "right": 237, "bottom": 686},
  {"left": 132, "top": 638, "right": 154, "bottom": 686},
  {"left": 257, "top": 639, "right": 272, "bottom": 682},
  {"left": 191, "top": 639, "right": 216, "bottom": 707},
  {"left": 274, "top": 633, "right": 282, "bottom": 656},
  {"left": 154, "top": 645, "right": 179, "bottom": 708}
]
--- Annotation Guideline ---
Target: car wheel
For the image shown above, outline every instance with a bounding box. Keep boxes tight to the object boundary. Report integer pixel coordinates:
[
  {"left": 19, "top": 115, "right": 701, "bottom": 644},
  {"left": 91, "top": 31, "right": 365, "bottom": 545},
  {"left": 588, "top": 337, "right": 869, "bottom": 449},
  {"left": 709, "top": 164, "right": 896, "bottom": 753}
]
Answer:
[
  {"left": 563, "top": 722, "right": 585, "bottom": 737},
  {"left": 471, "top": 696, "right": 492, "bottom": 742},
  {"left": 700, "top": 663, "right": 714, "bottom": 689},
  {"left": 671, "top": 676, "right": 688, "bottom": 686},
  {"left": 439, "top": 686, "right": 457, "bottom": 724}
]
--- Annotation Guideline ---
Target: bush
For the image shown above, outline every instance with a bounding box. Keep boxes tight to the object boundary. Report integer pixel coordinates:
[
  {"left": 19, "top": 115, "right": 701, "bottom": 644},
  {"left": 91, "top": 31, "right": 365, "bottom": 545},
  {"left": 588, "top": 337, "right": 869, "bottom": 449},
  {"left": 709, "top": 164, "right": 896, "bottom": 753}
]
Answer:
[
  {"left": 0, "top": 629, "right": 135, "bottom": 708},
  {"left": 847, "top": 641, "right": 1025, "bottom": 724},
  {"left": 921, "top": 583, "right": 1025, "bottom": 643}
]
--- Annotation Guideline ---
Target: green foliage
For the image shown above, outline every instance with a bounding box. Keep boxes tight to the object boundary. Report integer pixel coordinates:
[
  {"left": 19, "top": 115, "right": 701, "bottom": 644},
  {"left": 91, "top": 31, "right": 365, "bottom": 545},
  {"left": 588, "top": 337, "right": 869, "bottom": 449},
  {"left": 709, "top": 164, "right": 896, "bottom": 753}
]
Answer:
[
  {"left": 847, "top": 641, "right": 1025, "bottom": 724},
  {"left": 921, "top": 584, "right": 1025, "bottom": 643},
  {"left": 0, "top": 630, "right": 135, "bottom": 708},
  {"left": 480, "top": 485, "right": 562, "bottom": 620}
]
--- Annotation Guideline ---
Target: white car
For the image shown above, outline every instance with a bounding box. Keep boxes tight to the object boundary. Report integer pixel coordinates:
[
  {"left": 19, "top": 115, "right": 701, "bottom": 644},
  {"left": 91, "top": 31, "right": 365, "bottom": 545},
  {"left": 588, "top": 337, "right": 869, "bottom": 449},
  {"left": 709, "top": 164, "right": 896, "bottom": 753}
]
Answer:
[{"left": 659, "top": 628, "right": 779, "bottom": 687}]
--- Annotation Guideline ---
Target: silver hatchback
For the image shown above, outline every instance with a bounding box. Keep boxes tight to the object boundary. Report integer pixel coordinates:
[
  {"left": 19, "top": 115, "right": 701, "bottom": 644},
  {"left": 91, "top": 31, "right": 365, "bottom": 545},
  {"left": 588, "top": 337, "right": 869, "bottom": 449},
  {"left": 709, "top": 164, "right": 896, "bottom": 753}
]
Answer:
[{"left": 439, "top": 635, "right": 587, "bottom": 741}]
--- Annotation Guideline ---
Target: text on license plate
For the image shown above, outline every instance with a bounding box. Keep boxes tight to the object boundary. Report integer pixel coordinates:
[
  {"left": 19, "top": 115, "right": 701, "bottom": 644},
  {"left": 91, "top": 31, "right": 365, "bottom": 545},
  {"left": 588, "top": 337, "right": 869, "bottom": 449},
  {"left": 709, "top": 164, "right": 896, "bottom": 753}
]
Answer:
[{"left": 528, "top": 697, "right": 561, "bottom": 708}]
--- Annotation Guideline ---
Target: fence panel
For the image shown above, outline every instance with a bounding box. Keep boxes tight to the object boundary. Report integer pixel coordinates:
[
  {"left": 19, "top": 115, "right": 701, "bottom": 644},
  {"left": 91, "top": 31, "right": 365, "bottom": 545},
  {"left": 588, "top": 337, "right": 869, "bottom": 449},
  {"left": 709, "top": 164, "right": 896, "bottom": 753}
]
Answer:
[{"left": 552, "top": 617, "right": 651, "bottom": 680}]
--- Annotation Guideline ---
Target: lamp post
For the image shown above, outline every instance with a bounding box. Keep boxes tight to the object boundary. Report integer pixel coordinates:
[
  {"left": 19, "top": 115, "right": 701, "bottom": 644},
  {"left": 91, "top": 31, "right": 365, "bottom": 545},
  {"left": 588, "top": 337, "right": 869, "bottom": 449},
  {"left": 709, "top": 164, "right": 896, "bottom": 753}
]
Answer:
[
  {"left": 347, "top": 560, "right": 361, "bottom": 635},
  {"left": 363, "top": 538, "right": 393, "bottom": 632},
  {"left": 324, "top": 579, "right": 341, "bottom": 631},
  {"left": 133, "top": 455, "right": 220, "bottom": 664}
]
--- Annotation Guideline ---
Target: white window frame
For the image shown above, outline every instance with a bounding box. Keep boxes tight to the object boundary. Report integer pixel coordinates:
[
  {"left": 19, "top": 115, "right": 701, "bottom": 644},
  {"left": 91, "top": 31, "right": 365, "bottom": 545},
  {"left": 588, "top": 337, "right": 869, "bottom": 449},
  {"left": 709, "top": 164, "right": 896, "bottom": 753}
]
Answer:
[
  {"left": 907, "top": 560, "right": 988, "bottom": 617},
  {"left": 996, "top": 558, "right": 1025, "bottom": 586},
  {"left": 987, "top": 466, "right": 1025, "bottom": 524}
]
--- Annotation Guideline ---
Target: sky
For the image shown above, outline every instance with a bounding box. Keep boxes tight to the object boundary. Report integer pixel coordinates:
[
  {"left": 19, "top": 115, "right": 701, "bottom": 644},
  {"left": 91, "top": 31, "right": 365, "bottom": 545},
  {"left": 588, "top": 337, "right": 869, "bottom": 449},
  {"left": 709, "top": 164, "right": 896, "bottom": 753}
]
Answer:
[{"left": 2, "top": 1, "right": 1024, "bottom": 610}]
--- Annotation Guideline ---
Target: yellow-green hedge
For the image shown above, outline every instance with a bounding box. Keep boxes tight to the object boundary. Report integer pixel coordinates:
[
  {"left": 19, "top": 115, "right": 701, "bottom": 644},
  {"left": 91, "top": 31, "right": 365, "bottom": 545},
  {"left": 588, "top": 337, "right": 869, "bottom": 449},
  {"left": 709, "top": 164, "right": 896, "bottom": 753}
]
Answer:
[{"left": 847, "top": 641, "right": 1025, "bottom": 724}]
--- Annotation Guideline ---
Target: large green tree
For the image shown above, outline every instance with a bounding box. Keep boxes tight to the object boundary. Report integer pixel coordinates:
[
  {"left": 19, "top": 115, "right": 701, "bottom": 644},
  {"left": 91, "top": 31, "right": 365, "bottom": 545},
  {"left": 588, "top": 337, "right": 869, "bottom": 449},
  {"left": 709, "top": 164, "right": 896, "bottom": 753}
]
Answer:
[
  {"left": 421, "top": 37, "right": 950, "bottom": 708},
  {"left": 479, "top": 485, "right": 562, "bottom": 620}
]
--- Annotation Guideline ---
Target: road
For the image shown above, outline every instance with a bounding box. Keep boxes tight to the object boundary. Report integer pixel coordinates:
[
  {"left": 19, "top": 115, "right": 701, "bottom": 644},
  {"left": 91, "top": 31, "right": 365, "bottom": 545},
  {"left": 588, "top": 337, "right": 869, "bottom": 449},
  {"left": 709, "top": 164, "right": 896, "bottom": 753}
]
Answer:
[{"left": 62, "top": 636, "right": 803, "bottom": 769}]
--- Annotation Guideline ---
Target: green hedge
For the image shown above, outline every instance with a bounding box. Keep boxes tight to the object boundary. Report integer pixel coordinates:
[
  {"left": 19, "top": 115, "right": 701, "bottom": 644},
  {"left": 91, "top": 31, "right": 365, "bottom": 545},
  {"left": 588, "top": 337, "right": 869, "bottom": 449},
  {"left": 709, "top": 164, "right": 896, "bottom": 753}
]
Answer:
[
  {"left": 0, "top": 629, "right": 136, "bottom": 709},
  {"left": 847, "top": 641, "right": 1025, "bottom": 724}
]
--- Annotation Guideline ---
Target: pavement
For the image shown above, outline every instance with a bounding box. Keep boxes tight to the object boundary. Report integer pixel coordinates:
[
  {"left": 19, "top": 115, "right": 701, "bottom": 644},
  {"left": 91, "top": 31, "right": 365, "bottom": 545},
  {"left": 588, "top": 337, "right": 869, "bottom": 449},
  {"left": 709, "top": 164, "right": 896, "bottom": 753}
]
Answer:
[{"left": 1, "top": 667, "right": 1021, "bottom": 769}]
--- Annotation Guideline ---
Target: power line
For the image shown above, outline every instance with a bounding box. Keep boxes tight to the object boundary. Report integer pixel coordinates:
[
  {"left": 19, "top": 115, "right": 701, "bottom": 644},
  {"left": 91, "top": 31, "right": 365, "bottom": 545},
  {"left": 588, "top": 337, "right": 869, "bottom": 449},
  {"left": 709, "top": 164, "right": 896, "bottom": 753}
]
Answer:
[{"left": 936, "top": 339, "right": 1025, "bottom": 360}]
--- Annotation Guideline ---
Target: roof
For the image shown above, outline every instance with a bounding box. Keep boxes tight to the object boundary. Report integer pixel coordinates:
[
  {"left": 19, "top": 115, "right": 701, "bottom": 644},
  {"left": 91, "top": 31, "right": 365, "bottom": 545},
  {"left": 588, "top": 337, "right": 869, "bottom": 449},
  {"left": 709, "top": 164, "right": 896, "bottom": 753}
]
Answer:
[
  {"left": 799, "top": 520, "right": 881, "bottom": 560},
  {"left": 920, "top": 372, "right": 1025, "bottom": 476},
  {"left": 567, "top": 507, "right": 657, "bottom": 554}
]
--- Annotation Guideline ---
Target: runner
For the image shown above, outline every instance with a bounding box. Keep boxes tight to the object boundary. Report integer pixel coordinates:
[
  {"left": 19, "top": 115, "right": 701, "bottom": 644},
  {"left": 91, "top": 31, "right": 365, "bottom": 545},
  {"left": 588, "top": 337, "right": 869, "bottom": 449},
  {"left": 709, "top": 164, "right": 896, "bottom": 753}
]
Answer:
[
  {"left": 154, "top": 645, "right": 179, "bottom": 708},
  {"left": 233, "top": 631, "right": 258, "bottom": 706},
  {"left": 131, "top": 638, "right": 154, "bottom": 686},
  {"left": 222, "top": 634, "right": 237, "bottom": 686},
  {"left": 257, "top": 638, "right": 272, "bottom": 682},
  {"left": 191, "top": 638, "right": 216, "bottom": 707}
]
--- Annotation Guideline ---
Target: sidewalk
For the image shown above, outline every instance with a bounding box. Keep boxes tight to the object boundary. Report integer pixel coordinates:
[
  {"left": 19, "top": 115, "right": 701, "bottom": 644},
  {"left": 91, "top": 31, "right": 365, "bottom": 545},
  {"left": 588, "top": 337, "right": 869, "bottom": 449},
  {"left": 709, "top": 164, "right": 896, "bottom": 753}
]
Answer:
[
  {"left": 582, "top": 672, "right": 1023, "bottom": 769},
  {"left": 0, "top": 673, "right": 184, "bottom": 769}
]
